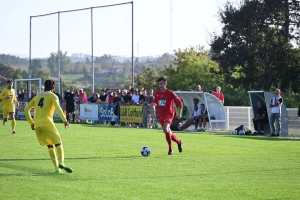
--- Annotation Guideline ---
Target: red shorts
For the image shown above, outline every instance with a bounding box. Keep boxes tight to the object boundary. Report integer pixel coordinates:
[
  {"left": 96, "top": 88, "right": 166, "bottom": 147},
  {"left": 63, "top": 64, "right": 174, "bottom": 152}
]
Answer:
[{"left": 159, "top": 114, "right": 173, "bottom": 127}]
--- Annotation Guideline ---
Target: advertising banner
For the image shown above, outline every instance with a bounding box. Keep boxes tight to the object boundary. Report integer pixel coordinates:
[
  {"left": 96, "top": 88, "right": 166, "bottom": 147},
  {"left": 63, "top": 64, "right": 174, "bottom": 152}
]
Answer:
[
  {"left": 80, "top": 104, "right": 99, "bottom": 120},
  {"left": 99, "top": 104, "right": 119, "bottom": 122},
  {"left": 120, "top": 105, "right": 143, "bottom": 123}
]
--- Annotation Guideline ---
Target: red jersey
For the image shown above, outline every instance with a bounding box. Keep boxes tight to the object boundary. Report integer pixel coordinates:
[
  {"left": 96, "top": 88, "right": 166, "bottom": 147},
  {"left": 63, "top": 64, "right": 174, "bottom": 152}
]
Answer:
[
  {"left": 213, "top": 92, "right": 224, "bottom": 103},
  {"left": 154, "top": 89, "right": 182, "bottom": 119}
]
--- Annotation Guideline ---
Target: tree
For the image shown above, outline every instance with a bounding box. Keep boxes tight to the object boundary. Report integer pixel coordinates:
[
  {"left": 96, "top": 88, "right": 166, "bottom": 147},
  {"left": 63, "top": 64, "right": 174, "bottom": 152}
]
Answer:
[
  {"left": 30, "top": 59, "right": 43, "bottom": 70},
  {"left": 0, "top": 62, "right": 23, "bottom": 80},
  {"left": 210, "top": 0, "right": 300, "bottom": 92},
  {"left": 162, "top": 45, "right": 223, "bottom": 91},
  {"left": 132, "top": 66, "right": 159, "bottom": 90},
  {"left": 47, "top": 51, "right": 71, "bottom": 75}
]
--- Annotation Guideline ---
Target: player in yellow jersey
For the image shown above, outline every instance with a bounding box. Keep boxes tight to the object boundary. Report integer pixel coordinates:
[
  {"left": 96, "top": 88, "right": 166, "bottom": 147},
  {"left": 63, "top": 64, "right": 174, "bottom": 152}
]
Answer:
[
  {"left": 24, "top": 80, "right": 72, "bottom": 174},
  {"left": 0, "top": 79, "right": 19, "bottom": 134}
]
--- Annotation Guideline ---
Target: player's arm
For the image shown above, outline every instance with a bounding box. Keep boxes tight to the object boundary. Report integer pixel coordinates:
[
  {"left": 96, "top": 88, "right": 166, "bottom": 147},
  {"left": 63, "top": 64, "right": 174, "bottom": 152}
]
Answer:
[
  {"left": 0, "top": 89, "right": 7, "bottom": 100},
  {"left": 53, "top": 95, "right": 69, "bottom": 128},
  {"left": 174, "top": 95, "right": 183, "bottom": 117},
  {"left": 24, "top": 100, "right": 34, "bottom": 126},
  {"left": 151, "top": 92, "right": 157, "bottom": 106}
]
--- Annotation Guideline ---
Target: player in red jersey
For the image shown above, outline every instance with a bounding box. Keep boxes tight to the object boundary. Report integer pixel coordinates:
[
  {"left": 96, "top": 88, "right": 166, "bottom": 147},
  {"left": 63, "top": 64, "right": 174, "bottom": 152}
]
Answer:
[{"left": 152, "top": 76, "right": 183, "bottom": 155}]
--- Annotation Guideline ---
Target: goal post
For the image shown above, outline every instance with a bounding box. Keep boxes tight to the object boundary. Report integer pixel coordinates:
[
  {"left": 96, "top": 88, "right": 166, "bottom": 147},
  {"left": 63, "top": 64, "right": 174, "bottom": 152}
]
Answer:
[{"left": 14, "top": 78, "right": 42, "bottom": 100}]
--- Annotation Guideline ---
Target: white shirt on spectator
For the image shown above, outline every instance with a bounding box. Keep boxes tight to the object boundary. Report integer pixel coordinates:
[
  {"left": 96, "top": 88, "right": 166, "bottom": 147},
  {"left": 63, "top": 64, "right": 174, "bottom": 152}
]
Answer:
[
  {"left": 132, "top": 94, "right": 140, "bottom": 104},
  {"left": 193, "top": 105, "right": 201, "bottom": 117}
]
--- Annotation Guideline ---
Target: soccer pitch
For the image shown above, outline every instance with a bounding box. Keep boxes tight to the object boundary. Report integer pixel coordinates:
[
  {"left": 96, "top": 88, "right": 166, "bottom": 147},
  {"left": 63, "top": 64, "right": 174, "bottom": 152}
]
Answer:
[{"left": 1, "top": 121, "right": 299, "bottom": 199}]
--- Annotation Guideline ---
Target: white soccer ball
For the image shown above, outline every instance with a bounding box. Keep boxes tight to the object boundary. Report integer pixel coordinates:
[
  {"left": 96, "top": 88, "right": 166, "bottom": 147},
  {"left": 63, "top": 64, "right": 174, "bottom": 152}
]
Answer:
[
  {"left": 239, "top": 130, "right": 245, "bottom": 135},
  {"left": 232, "top": 130, "right": 238, "bottom": 135},
  {"left": 140, "top": 146, "right": 151, "bottom": 157}
]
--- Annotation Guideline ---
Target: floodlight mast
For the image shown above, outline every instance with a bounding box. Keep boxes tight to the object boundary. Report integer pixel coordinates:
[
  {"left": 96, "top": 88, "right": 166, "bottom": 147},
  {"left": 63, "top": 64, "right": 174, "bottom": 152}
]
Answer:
[
  {"left": 58, "top": 11, "right": 61, "bottom": 95},
  {"left": 29, "top": 16, "right": 32, "bottom": 99}
]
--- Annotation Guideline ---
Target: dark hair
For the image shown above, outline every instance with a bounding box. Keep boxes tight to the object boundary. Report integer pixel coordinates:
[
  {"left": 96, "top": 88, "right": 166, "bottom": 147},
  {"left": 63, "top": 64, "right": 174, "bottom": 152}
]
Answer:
[
  {"left": 157, "top": 76, "right": 167, "bottom": 83},
  {"left": 193, "top": 98, "right": 199, "bottom": 103},
  {"left": 44, "top": 80, "right": 55, "bottom": 91},
  {"left": 201, "top": 103, "right": 205, "bottom": 106},
  {"left": 7, "top": 79, "right": 12, "bottom": 83}
]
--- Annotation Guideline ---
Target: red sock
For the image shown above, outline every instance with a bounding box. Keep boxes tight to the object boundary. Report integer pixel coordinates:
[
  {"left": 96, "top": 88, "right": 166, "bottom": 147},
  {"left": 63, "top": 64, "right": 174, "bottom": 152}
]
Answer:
[
  {"left": 165, "top": 132, "right": 172, "bottom": 150},
  {"left": 171, "top": 132, "right": 180, "bottom": 144}
]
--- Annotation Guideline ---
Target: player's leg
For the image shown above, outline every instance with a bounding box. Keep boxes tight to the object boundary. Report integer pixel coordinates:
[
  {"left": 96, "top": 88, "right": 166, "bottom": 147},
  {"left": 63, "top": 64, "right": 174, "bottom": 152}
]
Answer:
[
  {"left": 55, "top": 142, "right": 73, "bottom": 173},
  {"left": 160, "top": 120, "right": 172, "bottom": 155},
  {"left": 47, "top": 144, "right": 61, "bottom": 174},
  {"left": 198, "top": 118, "right": 203, "bottom": 131},
  {"left": 9, "top": 112, "right": 16, "bottom": 134},
  {"left": 3, "top": 108, "right": 8, "bottom": 126},
  {"left": 164, "top": 118, "right": 182, "bottom": 154}
]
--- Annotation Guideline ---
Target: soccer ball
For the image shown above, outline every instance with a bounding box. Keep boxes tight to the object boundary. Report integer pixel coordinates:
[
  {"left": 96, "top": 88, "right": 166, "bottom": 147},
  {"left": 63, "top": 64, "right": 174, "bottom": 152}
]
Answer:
[
  {"left": 232, "top": 130, "right": 238, "bottom": 135},
  {"left": 140, "top": 146, "right": 151, "bottom": 157},
  {"left": 239, "top": 130, "right": 245, "bottom": 135}
]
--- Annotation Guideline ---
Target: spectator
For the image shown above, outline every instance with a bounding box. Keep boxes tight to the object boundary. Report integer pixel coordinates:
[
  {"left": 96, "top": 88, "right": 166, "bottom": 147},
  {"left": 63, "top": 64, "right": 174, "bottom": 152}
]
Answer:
[
  {"left": 197, "top": 103, "right": 209, "bottom": 132},
  {"left": 269, "top": 89, "right": 283, "bottom": 137},
  {"left": 24, "top": 89, "right": 29, "bottom": 102},
  {"left": 196, "top": 85, "right": 203, "bottom": 92},
  {"left": 99, "top": 90, "right": 107, "bottom": 104},
  {"left": 126, "top": 85, "right": 132, "bottom": 92},
  {"left": 178, "top": 98, "right": 201, "bottom": 132},
  {"left": 19, "top": 89, "right": 24, "bottom": 101},
  {"left": 132, "top": 88, "right": 140, "bottom": 104},
  {"left": 53, "top": 89, "right": 61, "bottom": 103},
  {"left": 78, "top": 89, "right": 88, "bottom": 104},
  {"left": 146, "top": 89, "right": 155, "bottom": 128},
  {"left": 139, "top": 89, "right": 146, "bottom": 104},
  {"left": 252, "top": 101, "right": 268, "bottom": 135},
  {"left": 106, "top": 92, "right": 115, "bottom": 104},
  {"left": 88, "top": 93, "right": 100, "bottom": 104},
  {"left": 124, "top": 92, "right": 133, "bottom": 105},
  {"left": 114, "top": 92, "right": 123, "bottom": 105},
  {"left": 212, "top": 86, "right": 224, "bottom": 104},
  {"left": 181, "top": 99, "right": 188, "bottom": 120}
]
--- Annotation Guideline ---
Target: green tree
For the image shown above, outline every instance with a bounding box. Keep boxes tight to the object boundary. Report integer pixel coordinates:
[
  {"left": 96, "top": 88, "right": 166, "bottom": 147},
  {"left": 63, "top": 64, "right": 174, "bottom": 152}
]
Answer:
[
  {"left": 47, "top": 51, "right": 71, "bottom": 75},
  {"left": 162, "top": 45, "right": 223, "bottom": 91},
  {"left": 210, "top": 0, "right": 300, "bottom": 92},
  {"left": 30, "top": 59, "right": 43, "bottom": 70},
  {"left": 133, "top": 66, "right": 159, "bottom": 90},
  {"left": 0, "top": 62, "right": 23, "bottom": 80}
]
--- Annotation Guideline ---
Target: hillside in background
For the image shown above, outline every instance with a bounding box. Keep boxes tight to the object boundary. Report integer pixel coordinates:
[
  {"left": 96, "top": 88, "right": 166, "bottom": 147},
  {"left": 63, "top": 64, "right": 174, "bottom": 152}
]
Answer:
[{"left": 0, "top": 53, "right": 173, "bottom": 90}]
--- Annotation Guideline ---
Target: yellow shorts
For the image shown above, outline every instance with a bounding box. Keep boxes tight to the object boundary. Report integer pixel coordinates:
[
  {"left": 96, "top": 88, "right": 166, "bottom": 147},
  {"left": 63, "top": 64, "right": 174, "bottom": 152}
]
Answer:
[
  {"left": 3, "top": 106, "right": 15, "bottom": 118},
  {"left": 35, "top": 126, "right": 62, "bottom": 146}
]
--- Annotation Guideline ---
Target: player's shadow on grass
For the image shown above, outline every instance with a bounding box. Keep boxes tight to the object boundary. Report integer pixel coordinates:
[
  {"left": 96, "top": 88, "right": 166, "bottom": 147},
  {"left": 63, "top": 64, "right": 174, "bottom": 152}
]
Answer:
[{"left": 0, "top": 161, "right": 56, "bottom": 177}]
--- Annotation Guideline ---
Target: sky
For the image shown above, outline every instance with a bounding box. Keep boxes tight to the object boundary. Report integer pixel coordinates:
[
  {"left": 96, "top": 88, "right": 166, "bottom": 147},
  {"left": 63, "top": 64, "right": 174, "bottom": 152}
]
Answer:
[{"left": 0, "top": 0, "right": 227, "bottom": 58}]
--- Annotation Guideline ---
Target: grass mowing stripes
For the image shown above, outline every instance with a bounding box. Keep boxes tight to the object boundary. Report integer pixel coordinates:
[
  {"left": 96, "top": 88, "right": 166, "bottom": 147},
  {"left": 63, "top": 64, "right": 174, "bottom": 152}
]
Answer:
[{"left": 0, "top": 120, "right": 299, "bottom": 199}]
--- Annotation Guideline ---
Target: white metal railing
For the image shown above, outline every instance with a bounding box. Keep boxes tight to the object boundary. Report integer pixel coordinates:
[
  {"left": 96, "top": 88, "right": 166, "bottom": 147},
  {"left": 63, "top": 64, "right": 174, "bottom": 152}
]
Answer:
[{"left": 150, "top": 106, "right": 300, "bottom": 134}]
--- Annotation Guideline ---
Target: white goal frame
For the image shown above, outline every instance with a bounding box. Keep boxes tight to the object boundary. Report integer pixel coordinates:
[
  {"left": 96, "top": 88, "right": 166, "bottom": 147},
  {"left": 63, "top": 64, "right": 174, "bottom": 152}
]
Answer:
[{"left": 14, "top": 78, "right": 42, "bottom": 100}]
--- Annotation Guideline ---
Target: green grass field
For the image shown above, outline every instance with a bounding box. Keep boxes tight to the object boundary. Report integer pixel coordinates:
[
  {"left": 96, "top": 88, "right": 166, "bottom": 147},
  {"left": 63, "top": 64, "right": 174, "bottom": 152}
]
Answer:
[{"left": 1, "top": 121, "right": 299, "bottom": 199}]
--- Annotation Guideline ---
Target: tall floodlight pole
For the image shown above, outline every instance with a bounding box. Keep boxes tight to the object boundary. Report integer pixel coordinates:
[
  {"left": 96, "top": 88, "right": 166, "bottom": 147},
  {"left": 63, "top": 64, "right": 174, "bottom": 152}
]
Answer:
[
  {"left": 170, "top": 0, "right": 173, "bottom": 54},
  {"left": 29, "top": 16, "right": 32, "bottom": 98},
  {"left": 91, "top": 7, "right": 95, "bottom": 93},
  {"left": 131, "top": 1, "right": 134, "bottom": 88},
  {"left": 58, "top": 12, "right": 61, "bottom": 95}
]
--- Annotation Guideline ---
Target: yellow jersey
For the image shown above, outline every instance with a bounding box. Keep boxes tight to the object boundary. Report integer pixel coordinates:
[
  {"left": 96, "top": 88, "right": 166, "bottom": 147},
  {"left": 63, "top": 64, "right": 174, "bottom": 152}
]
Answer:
[
  {"left": 0, "top": 88, "right": 17, "bottom": 109},
  {"left": 24, "top": 91, "right": 66, "bottom": 128}
]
